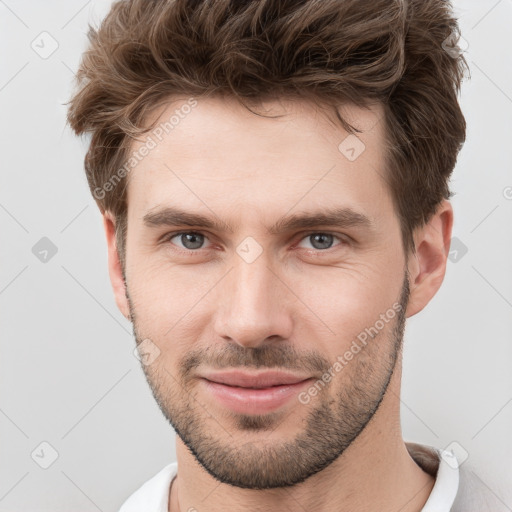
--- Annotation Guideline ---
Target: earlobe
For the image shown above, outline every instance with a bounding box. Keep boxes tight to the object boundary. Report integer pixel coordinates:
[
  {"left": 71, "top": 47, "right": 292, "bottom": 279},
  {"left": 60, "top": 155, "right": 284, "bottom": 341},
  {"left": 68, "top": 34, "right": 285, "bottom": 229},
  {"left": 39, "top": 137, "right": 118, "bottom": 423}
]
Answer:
[
  {"left": 405, "top": 200, "right": 454, "bottom": 318},
  {"left": 102, "top": 212, "right": 131, "bottom": 321}
]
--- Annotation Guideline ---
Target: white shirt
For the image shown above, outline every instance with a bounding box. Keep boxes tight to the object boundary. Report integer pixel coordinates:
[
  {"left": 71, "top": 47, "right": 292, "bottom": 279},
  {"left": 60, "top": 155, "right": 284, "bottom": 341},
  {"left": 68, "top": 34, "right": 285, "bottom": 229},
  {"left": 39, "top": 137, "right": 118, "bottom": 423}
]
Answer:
[{"left": 118, "top": 443, "right": 498, "bottom": 511}]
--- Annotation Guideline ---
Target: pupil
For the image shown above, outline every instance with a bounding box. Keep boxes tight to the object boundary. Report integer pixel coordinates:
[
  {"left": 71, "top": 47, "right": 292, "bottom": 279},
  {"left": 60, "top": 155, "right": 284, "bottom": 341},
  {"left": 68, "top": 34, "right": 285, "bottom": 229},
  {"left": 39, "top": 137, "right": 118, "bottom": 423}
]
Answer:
[
  {"left": 312, "top": 233, "right": 332, "bottom": 249},
  {"left": 183, "top": 233, "right": 203, "bottom": 249}
]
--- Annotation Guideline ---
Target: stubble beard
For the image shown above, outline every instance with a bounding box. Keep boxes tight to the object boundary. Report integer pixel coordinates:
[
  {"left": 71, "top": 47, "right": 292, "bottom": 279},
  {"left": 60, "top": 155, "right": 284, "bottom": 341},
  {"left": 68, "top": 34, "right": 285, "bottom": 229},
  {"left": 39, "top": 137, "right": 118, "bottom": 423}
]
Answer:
[{"left": 127, "top": 271, "right": 410, "bottom": 489}]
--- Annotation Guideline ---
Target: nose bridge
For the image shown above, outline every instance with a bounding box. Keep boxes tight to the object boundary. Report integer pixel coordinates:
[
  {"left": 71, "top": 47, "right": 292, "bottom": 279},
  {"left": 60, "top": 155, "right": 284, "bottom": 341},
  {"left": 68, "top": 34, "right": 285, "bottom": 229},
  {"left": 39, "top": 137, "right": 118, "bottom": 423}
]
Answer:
[
  {"left": 214, "top": 252, "right": 291, "bottom": 347},
  {"left": 234, "top": 255, "right": 275, "bottom": 311}
]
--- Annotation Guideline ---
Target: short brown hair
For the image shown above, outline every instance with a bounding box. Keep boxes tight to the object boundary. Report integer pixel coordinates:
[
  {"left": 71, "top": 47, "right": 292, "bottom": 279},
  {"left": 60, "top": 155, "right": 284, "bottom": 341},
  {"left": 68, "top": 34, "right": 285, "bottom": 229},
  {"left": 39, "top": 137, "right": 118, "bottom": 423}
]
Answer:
[{"left": 66, "top": 0, "right": 468, "bottom": 271}]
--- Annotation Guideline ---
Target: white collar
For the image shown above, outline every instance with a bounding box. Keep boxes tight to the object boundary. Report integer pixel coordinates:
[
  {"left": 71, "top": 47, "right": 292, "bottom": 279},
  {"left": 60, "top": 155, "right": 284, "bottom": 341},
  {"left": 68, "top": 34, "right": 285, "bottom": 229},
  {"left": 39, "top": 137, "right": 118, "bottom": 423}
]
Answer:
[{"left": 119, "top": 443, "right": 459, "bottom": 512}]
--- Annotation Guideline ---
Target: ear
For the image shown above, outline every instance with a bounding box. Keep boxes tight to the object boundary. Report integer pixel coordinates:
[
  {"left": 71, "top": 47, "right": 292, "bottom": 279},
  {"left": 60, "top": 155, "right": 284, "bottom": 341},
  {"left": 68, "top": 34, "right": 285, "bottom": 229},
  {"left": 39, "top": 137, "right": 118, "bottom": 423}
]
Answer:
[
  {"left": 102, "top": 211, "right": 131, "bottom": 321},
  {"left": 405, "top": 200, "right": 454, "bottom": 318}
]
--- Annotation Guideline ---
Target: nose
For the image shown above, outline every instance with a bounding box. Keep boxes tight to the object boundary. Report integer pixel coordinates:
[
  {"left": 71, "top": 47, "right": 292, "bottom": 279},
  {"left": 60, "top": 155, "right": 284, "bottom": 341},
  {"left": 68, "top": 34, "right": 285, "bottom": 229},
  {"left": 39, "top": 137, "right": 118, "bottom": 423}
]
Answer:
[{"left": 213, "top": 255, "right": 293, "bottom": 349}]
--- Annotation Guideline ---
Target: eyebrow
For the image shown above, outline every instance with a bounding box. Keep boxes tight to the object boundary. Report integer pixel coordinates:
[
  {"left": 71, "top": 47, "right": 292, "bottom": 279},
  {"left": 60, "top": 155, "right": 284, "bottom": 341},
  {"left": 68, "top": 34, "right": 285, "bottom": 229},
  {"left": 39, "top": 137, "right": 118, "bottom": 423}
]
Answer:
[{"left": 142, "top": 206, "right": 374, "bottom": 235}]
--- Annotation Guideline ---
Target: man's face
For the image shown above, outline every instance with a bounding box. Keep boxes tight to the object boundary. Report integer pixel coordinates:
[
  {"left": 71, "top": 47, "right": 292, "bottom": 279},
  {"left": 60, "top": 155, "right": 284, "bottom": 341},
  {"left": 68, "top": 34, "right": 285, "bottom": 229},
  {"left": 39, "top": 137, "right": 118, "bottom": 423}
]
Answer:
[{"left": 122, "top": 97, "right": 410, "bottom": 488}]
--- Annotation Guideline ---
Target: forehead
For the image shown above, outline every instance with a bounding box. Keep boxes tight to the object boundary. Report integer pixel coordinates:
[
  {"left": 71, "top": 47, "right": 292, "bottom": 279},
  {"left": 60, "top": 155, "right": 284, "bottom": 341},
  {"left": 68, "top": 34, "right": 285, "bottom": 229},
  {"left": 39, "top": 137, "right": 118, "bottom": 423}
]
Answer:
[{"left": 125, "top": 96, "right": 392, "bottom": 230}]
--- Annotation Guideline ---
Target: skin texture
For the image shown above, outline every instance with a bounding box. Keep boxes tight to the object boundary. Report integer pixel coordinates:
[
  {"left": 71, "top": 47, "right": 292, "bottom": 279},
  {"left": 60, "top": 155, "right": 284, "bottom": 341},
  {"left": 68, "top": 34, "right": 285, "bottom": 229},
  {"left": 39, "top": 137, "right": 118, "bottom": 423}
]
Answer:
[{"left": 103, "top": 96, "right": 453, "bottom": 511}]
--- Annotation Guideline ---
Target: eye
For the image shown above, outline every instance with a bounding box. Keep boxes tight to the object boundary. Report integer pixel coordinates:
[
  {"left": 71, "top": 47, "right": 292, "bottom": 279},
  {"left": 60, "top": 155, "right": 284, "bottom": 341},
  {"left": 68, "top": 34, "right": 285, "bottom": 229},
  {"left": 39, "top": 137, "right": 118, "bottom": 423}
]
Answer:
[
  {"left": 296, "top": 232, "right": 346, "bottom": 251},
  {"left": 162, "top": 230, "right": 348, "bottom": 255},
  {"left": 165, "top": 231, "right": 212, "bottom": 251}
]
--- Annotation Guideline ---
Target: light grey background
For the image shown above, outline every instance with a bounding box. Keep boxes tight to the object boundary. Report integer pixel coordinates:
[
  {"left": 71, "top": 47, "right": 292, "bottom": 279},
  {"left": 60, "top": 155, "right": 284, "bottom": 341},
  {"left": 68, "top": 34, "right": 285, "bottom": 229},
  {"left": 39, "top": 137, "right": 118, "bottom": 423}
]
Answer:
[{"left": 1, "top": 1, "right": 511, "bottom": 510}]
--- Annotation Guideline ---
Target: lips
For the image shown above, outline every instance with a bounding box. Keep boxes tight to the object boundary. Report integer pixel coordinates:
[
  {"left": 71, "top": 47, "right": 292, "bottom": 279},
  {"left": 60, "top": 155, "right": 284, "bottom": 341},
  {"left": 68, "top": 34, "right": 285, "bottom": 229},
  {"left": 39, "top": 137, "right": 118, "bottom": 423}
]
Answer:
[
  {"left": 200, "top": 370, "right": 311, "bottom": 389},
  {"left": 199, "top": 370, "right": 315, "bottom": 414}
]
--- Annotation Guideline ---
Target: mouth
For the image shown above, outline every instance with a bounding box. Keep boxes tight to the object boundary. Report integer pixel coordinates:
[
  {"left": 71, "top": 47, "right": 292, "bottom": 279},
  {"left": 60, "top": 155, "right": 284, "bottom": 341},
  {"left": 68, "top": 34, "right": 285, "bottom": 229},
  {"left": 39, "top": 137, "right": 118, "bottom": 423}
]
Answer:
[
  {"left": 198, "top": 370, "right": 314, "bottom": 414},
  {"left": 200, "top": 369, "right": 312, "bottom": 388}
]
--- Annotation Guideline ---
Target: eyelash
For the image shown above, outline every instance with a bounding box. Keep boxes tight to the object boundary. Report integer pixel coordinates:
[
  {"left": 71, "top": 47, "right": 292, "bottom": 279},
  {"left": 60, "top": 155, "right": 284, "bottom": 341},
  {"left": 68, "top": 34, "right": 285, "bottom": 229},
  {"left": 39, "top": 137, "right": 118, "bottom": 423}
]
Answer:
[{"left": 161, "top": 230, "right": 349, "bottom": 256}]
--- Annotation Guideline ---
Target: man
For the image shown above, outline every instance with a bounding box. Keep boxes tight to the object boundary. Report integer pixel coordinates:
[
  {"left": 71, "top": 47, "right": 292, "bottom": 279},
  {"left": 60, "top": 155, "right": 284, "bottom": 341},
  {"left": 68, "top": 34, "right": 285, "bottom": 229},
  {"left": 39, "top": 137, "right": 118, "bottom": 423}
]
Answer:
[{"left": 66, "top": 0, "right": 505, "bottom": 510}]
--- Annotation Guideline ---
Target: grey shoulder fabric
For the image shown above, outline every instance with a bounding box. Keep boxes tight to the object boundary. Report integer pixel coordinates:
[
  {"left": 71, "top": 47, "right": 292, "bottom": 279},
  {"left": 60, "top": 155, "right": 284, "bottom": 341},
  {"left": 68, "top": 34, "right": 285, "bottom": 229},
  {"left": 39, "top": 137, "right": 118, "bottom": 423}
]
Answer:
[
  {"left": 406, "top": 442, "right": 440, "bottom": 477},
  {"left": 119, "top": 446, "right": 509, "bottom": 511},
  {"left": 406, "top": 441, "right": 509, "bottom": 512}
]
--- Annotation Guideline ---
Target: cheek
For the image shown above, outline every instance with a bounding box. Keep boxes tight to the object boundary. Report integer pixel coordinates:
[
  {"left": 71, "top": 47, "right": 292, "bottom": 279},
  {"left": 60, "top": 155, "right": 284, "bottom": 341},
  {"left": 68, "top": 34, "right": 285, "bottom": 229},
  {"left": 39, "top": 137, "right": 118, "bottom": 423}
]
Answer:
[
  {"left": 127, "top": 237, "right": 403, "bottom": 344},
  {"left": 126, "top": 253, "right": 208, "bottom": 316},
  {"left": 127, "top": 259, "right": 216, "bottom": 357},
  {"left": 299, "top": 264, "right": 402, "bottom": 352}
]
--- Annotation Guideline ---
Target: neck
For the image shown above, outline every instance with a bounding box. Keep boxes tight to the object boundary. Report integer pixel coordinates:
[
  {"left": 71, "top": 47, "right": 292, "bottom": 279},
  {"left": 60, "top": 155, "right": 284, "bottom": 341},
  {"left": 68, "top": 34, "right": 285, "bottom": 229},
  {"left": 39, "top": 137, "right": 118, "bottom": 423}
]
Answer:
[{"left": 169, "top": 363, "right": 435, "bottom": 512}]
